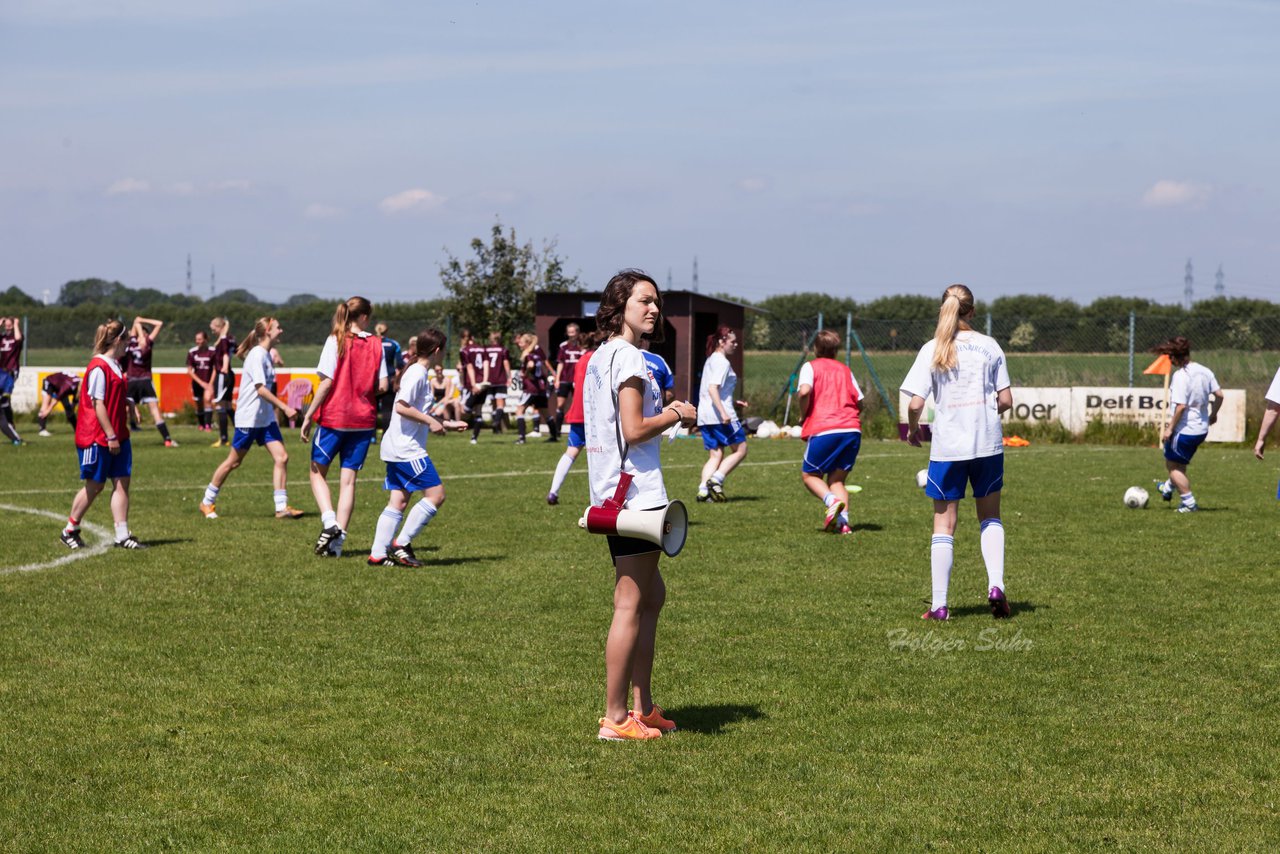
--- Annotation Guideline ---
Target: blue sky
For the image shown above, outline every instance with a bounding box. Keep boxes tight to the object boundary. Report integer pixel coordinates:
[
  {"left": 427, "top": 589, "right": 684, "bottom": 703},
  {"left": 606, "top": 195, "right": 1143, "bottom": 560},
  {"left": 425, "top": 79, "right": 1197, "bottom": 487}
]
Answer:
[{"left": 1, "top": 0, "right": 1277, "bottom": 305}]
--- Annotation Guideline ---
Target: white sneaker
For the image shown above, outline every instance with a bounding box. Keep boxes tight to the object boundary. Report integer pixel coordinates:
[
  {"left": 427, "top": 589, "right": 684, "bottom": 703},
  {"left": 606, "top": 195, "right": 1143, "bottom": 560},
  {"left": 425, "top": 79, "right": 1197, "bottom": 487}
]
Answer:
[{"left": 38, "top": 429, "right": 53, "bottom": 437}]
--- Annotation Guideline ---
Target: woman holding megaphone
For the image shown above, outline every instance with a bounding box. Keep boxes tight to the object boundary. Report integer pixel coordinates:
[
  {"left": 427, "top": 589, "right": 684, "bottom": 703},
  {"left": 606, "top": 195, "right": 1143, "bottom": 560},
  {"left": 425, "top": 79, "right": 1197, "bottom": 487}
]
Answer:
[{"left": 584, "top": 270, "right": 697, "bottom": 741}]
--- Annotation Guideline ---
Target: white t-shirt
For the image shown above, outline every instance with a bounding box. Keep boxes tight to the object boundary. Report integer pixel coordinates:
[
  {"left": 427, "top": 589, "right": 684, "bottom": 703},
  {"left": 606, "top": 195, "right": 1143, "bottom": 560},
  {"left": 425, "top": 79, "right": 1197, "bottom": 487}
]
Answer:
[
  {"left": 901, "top": 331, "right": 1011, "bottom": 462},
  {"left": 697, "top": 351, "right": 738, "bottom": 426},
  {"left": 316, "top": 332, "right": 390, "bottom": 381},
  {"left": 86, "top": 355, "right": 124, "bottom": 400},
  {"left": 583, "top": 337, "right": 667, "bottom": 509},
  {"left": 234, "top": 346, "right": 278, "bottom": 429},
  {"left": 381, "top": 362, "right": 433, "bottom": 463},
  {"left": 798, "top": 361, "right": 864, "bottom": 436},
  {"left": 1170, "top": 361, "right": 1221, "bottom": 436},
  {"left": 1266, "top": 366, "right": 1280, "bottom": 406}
]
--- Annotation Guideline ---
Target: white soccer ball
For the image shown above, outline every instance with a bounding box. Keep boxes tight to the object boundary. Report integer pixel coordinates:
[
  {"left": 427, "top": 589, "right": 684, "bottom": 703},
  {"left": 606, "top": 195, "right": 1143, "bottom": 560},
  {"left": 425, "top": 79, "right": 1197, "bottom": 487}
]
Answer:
[
  {"left": 1123, "top": 486, "right": 1149, "bottom": 509},
  {"left": 755, "top": 420, "right": 780, "bottom": 439},
  {"left": 916, "top": 469, "right": 929, "bottom": 489}
]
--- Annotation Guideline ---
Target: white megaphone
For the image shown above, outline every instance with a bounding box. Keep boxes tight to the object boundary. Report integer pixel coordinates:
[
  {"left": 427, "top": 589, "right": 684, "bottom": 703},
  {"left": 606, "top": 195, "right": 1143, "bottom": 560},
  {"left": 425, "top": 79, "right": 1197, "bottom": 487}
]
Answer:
[{"left": 578, "top": 472, "right": 689, "bottom": 557}]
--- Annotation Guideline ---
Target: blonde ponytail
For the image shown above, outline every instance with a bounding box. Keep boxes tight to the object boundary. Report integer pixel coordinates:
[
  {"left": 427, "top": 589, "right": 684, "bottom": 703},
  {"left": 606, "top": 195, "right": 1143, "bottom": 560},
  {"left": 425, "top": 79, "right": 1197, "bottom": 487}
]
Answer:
[
  {"left": 930, "top": 284, "right": 975, "bottom": 372},
  {"left": 330, "top": 296, "right": 372, "bottom": 360},
  {"left": 237, "top": 316, "right": 275, "bottom": 359},
  {"left": 93, "top": 319, "right": 126, "bottom": 355}
]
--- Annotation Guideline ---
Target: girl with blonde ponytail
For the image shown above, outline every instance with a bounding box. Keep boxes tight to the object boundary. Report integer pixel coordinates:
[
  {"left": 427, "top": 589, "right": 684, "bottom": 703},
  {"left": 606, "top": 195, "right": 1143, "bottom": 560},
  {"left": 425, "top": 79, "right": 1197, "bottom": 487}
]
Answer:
[
  {"left": 901, "top": 284, "right": 1013, "bottom": 622},
  {"left": 301, "top": 296, "right": 389, "bottom": 557}
]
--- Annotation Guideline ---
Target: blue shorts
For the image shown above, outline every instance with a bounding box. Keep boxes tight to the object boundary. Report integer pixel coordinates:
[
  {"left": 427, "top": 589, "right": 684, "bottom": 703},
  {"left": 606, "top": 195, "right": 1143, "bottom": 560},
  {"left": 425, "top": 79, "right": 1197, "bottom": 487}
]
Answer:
[
  {"left": 567, "top": 423, "right": 586, "bottom": 449},
  {"left": 311, "top": 426, "right": 375, "bottom": 470},
  {"left": 803, "top": 431, "right": 861, "bottom": 475},
  {"left": 0, "top": 370, "right": 13, "bottom": 396},
  {"left": 232, "top": 422, "right": 284, "bottom": 451},
  {"left": 1164, "top": 432, "right": 1206, "bottom": 464},
  {"left": 701, "top": 421, "right": 747, "bottom": 451},
  {"left": 78, "top": 441, "right": 133, "bottom": 482},
  {"left": 925, "top": 454, "right": 1004, "bottom": 501},
  {"left": 384, "top": 457, "right": 442, "bottom": 493}
]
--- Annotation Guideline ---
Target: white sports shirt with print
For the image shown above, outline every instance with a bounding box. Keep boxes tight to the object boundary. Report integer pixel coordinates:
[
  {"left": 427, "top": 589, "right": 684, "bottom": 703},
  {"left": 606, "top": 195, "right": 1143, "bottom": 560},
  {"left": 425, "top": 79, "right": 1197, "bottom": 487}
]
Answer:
[
  {"left": 583, "top": 337, "right": 667, "bottom": 509},
  {"left": 234, "top": 345, "right": 278, "bottom": 430},
  {"left": 901, "top": 331, "right": 1011, "bottom": 462},
  {"left": 381, "top": 362, "right": 433, "bottom": 463},
  {"left": 1266, "top": 365, "right": 1280, "bottom": 406},
  {"left": 697, "top": 351, "right": 737, "bottom": 426},
  {"left": 1169, "top": 362, "right": 1221, "bottom": 436}
]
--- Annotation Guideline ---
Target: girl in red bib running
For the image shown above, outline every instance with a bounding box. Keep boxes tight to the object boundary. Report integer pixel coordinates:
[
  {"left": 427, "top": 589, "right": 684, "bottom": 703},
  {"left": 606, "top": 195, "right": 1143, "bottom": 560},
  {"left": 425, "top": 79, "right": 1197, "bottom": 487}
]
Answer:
[
  {"left": 301, "top": 297, "right": 388, "bottom": 557},
  {"left": 61, "top": 319, "right": 146, "bottom": 550}
]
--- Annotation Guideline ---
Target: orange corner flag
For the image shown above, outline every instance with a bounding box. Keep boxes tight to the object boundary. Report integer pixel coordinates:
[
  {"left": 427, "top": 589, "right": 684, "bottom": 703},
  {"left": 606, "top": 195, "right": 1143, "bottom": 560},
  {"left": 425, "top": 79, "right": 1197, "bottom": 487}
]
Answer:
[{"left": 1143, "top": 354, "right": 1172, "bottom": 376}]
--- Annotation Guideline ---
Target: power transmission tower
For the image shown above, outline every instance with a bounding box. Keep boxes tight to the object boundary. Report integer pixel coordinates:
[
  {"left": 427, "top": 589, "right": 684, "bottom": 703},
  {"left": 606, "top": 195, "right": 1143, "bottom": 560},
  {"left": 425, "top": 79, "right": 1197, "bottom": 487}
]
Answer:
[
  {"left": 667, "top": 268, "right": 672, "bottom": 289},
  {"left": 1215, "top": 264, "right": 1225, "bottom": 297},
  {"left": 692, "top": 256, "right": 699, "bottom": 294},
  {"left": 186, "top": 253, "right": 192, "bottom": 295},
  {"left": 1183, "top": 258, "right": 1193, "bottom": 310},
  {"left": 211, "top": 265, "right": 216, "bottom": 298}
]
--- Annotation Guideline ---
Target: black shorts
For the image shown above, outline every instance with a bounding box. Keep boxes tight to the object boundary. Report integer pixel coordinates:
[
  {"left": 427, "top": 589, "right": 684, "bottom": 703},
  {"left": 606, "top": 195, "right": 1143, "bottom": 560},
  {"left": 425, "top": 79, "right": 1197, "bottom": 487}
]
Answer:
[
  {"left": 214, "top": 372, "right": 235, "bottom": 404},
  {"left": 607, "top": 534, "right": 661, "bottom": 563},
  {"left": 191, "top": 381, "right": 211, "bottom": 404},
  {"left": 464, "top": 386, "right": 495, "bottom": 413},
  {"left": 556, "top": 381, "right": 574, "bottom": 398},
  {"left": 519, "top": 393, "right": 549, "bottom": 410},
  {"left": 126, "top": 378, "right": 158, "bottom": 405}
]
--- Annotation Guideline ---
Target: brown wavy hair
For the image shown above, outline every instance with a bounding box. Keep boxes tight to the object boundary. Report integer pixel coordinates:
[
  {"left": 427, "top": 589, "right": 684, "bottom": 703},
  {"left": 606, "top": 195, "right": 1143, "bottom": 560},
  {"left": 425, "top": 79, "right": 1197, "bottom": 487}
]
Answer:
[
  {"left": 595, "top": 270, "right": 661, "bottom": 340},
  {"left": 93, "top": 319, "right": 127, "bottom": 355}
]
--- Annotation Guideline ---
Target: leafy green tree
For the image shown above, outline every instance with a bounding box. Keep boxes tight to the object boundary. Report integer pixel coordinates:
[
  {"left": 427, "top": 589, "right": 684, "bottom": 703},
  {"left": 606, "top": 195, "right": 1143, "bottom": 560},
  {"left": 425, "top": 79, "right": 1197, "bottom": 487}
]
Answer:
[
  {"left": 439, "top": 221, "right": 582, "bottom": 336},
  {"left": 212, "top": 288, "right": 265, "bottom": 306},
  {"left": 0, "top": 286, "right": 39, "bottom": 307},
  {"left": 58, "top": 278, "right": 127, "bottom": 307}
]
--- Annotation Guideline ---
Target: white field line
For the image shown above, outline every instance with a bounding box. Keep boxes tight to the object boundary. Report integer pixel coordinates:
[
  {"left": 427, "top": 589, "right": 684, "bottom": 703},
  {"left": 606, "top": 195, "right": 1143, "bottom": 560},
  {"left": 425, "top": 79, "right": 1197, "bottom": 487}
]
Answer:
[
  {"left": 0, "top": 503, "right": 112, "bottom": 575},
  {"left": 0, "top": 444, "right": 1131, "bottom": 498}
]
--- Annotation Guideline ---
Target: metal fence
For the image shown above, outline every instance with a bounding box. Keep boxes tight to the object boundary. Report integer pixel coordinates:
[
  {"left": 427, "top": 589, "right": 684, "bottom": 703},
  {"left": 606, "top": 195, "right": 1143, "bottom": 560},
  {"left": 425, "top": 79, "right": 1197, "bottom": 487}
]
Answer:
[{"left": 744, "top": 313, "right": 1280, "bottom": 428}]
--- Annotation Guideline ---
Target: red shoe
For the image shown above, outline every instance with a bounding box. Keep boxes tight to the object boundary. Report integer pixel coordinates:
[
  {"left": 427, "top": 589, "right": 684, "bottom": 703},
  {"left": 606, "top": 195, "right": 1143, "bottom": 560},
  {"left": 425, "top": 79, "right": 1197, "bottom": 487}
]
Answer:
[{"left": 634, "top": 704, "right": 677, "bottom": 733}]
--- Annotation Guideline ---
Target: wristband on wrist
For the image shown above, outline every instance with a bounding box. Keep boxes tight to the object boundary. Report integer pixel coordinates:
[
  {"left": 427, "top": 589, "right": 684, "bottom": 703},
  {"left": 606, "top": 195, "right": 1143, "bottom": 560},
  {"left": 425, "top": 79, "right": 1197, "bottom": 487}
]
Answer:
[{"left": 106, "top": 434, "right": 117, "bottom": 442}]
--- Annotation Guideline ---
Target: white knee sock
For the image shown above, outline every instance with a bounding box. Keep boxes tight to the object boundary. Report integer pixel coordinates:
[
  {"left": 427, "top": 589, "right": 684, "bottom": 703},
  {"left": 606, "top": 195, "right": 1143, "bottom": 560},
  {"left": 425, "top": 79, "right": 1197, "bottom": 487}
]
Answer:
[
  {"left": 202, "top": 483, "right": 219, "bottom": 506},
  {"left": 114, "top": 521, "right": 131, "bottom": 543},
  {"left": 550, "top": 453, "right": 575, "bottom": 496},
  {"left": 980, "top": 518, "right": 1005, "bottom": 591},
  {"left": 321, "top": 510, "right": 338, "bottom": 529},
  {"left": 397, "top": 498, "right": 438, "bottom": 545},
  {"left": 371, "top": 508, "right": 402, "bottom": 559},
  {"left": 930, "top": 535, "right": 954, "bottom": 610},
  {"left": 273, "top": 489, "right": 288, "bottom": 512}
]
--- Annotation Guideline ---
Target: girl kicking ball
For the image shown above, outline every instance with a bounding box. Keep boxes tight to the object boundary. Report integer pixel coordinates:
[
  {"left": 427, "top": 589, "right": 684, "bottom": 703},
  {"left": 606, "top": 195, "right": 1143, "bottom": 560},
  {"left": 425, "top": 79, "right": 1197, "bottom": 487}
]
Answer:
[
  {"left": 198, "top": 317, "right": 304, "bottom": 520},
  {"left": 301, "top": 296, "right": 389, "bottom": 557},
  {"left": 368, "top": 329, "right": 467, "bottom": 567},
  {"left": 903, "top": 284, "right": 1012, "bottom": 621},
  {"left": 61, "top": 319, "right": 146, "bottom": 550}
]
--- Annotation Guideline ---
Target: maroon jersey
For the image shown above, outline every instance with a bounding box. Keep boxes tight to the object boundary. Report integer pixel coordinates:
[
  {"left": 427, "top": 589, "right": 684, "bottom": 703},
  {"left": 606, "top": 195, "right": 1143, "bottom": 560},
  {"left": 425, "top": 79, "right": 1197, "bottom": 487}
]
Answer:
[
  {"left": 0, "top": 331, "right": 21, "bottom": 375},
  {"left": 521, "top": 346, "right": 549, "bottom": 395},
  {"left": 556, "top": 339, "right": 585, "bottom": 379},
  {"left": 482, "top": 344, "right": 510, "bottom": 386},
  {"left": 125, "top": 335, "right": 154, "bottom": 380},
  {"left": 463, "top": 345, "right": 488, "bottom": 388},
  {"left": 213, "top": 335, "right": 237, "bottom": 375},
  {"left": 187, "top": 344, "right": 215, "bottom": 382},
  {"left": 43, "top": 371, "right": 80, "bottom": 398}
]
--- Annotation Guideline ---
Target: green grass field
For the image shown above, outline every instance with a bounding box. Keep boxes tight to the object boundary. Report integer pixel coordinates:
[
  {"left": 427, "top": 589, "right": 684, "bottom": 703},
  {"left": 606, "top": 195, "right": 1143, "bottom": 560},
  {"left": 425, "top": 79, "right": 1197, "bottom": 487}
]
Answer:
[{"left": 1, "top": 427, "right": 1277, "bottom": 850}]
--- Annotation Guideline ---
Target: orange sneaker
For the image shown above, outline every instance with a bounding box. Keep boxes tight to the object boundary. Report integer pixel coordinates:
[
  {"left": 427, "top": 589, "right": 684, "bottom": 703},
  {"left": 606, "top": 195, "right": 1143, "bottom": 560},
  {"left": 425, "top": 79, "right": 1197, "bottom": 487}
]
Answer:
[
  {"left": 275, "top": 506, "right": 305, "bottom": 519},
  {"left": 597, "top": 713, "right": 661, "bottom": 741},
  {"left": 634, "top": 704, "right": 677, "bottom": 733},
  {"left": 199, "top": 502, "right": 218, "bottom": 520}
]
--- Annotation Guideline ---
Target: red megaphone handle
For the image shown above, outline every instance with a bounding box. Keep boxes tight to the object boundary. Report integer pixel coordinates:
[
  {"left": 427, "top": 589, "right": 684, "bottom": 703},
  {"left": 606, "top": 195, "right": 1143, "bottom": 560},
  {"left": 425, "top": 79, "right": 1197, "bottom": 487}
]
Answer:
[{"left": 604, "top": 472, "right": 633, "bottom": 510}]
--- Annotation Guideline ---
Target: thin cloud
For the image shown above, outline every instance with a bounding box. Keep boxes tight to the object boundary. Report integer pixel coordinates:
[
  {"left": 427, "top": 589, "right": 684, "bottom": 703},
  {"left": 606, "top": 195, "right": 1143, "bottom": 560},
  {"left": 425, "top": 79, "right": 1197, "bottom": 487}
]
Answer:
[
  {"left": 304, "top": 203, "right": 343, "bottom": 219},
  {"left": 105, "top": 177, "right": 150, "bottom": 195},
  {"left": 737, "top": 177, "right": 768, "bottom": 192},
  {"left": 1142, "top": 180, "right": 1211, "bottom": 209},
  {"left": 379, "top": 188, "right": 446, "bottom": 215},
  {"left": 209, "top": 178, "right": 252, "bottom": 193}
]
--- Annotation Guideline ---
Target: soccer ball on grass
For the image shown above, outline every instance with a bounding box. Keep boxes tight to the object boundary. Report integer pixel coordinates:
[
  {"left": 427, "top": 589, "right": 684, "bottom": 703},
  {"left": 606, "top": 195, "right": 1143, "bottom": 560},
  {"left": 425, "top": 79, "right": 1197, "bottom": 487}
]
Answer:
[{"left": 1123, "top": 486, "right": 1149, "bottom": 509}]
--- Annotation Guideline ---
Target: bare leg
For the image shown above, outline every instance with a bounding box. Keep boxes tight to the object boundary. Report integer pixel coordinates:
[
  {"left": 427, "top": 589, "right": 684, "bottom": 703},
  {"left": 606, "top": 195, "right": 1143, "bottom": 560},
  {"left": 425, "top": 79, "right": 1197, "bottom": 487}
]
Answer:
[
  {"left": 109, "top": 477, "right": 130, "bottom": 525},
  {"left": 266, "top": 440, "right": 289, "bottom": 492},
  {"left": 336, "top": 467, "right": 359, "bottom": 531},
  {"left": 604, "top": 551, "right": 659, "bottom": 724},
  {"left": 630, "top": 564, "right": 666, "bottom": 716},
  {"left": 310, "top": 461, "right": 335, "bottom": 517},
  {"left": 700, "top": 448, "right": 723, "bottom": 485},
  {"left": 1166, "top": 460, "right": 1191, "bottom": 494},
  {"left": 211, "top": 447, "right": 248, "bottom": 489},
  {"left": 715, "top": 441, "right": 748, "bottom": 478},
  {"left": 70, "top": 479, "right": 106, "bottom": 522}
]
